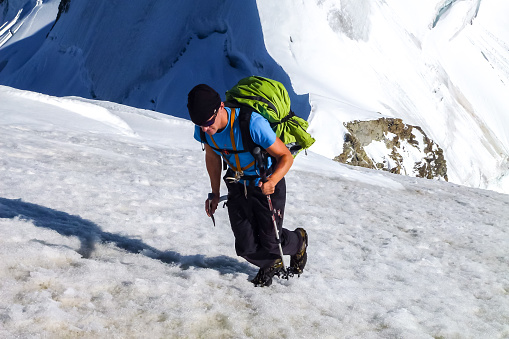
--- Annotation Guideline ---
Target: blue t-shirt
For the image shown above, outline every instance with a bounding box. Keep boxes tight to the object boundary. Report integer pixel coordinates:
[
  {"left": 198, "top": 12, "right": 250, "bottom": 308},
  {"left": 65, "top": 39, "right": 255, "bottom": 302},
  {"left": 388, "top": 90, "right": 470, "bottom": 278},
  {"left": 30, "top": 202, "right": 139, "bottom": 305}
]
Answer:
[{"left": 194, "top": 107, "right": 276, "bottom": 182}]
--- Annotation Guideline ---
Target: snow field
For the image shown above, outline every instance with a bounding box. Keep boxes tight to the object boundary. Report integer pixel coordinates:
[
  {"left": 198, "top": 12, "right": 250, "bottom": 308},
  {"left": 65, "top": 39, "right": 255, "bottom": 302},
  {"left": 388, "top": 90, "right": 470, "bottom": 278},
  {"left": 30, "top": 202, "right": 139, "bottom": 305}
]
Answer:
[{"left": 1, "top": 89, "right": 508, "bottom": 337}]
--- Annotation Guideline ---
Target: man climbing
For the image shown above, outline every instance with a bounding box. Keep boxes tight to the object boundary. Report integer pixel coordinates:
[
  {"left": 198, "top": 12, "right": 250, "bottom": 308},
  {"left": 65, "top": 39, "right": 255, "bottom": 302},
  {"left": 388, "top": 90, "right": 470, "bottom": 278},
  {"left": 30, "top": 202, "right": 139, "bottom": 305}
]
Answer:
[{"left": 187, "top": 83, "right": 308, "bottom": 287}]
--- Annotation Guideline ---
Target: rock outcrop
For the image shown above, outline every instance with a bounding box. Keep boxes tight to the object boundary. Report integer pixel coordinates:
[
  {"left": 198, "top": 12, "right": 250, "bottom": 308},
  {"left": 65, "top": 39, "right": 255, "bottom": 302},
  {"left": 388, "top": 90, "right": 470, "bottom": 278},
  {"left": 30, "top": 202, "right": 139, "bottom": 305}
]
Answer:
[{"left": 334, "top": 118, "right": 448, "bottom": 181}]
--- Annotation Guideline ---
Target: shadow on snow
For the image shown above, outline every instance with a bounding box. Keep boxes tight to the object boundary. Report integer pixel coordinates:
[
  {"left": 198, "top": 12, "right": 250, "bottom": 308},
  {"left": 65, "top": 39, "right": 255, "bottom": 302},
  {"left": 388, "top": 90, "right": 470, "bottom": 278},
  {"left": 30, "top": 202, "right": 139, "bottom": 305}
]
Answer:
[{"left": 0, "top": 197, "right": 255, "bottom": 276}]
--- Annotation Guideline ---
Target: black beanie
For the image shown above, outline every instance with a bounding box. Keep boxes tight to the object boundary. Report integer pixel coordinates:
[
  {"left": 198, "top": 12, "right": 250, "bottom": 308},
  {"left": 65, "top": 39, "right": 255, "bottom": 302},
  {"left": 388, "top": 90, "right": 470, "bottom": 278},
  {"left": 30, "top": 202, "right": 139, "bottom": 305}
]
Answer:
[{"left": 187, "top": 84, "right": 221, "bottom": 126}]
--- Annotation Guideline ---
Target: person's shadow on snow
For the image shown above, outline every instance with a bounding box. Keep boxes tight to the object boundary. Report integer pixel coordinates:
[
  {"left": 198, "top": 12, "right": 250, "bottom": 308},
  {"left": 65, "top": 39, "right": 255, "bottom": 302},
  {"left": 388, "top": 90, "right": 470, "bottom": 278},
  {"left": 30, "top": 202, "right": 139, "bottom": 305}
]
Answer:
[{"left": 0, "top": 197, "right": 255, "bottom": 276}]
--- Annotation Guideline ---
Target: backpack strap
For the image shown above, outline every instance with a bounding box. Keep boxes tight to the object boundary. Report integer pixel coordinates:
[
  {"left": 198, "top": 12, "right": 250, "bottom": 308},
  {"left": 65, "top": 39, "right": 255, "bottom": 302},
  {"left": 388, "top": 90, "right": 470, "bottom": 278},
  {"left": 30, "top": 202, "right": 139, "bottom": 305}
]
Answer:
[
  {"left": 225, "top": 100, "right": 262, "bottom": 158},
  {"left": 237, "top": 105, "right": 258, "bottom": 156},
  {"left": 200, "top": 106, "right": 255, "bottom": 176},
  {"left": 237, "top": 104, "right": 276, "bottom": 173},
  {"left": 232, "top": 94, "right": 278, "bottom": 115}
]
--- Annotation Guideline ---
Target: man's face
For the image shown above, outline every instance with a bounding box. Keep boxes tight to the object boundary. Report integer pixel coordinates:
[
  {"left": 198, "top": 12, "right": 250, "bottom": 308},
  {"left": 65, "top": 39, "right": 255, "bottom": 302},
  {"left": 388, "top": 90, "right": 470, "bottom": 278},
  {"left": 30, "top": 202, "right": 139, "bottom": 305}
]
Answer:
[
  {"left": 201, "top": 122, "right": 218, "bottom": 135},
  {"left": 200, "top": 107, "right": 221, "bottom": 135}
]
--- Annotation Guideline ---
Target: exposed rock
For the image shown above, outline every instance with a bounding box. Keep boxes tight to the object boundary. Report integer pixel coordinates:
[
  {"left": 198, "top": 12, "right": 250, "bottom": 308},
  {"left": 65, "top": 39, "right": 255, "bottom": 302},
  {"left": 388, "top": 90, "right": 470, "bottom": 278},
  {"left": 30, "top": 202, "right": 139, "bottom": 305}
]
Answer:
[
  {"left": 334, "top": 118, "right": 448, "bottom": 181},
  {"left": 54, "top": 0, "right": 71, "bottom": 26}
]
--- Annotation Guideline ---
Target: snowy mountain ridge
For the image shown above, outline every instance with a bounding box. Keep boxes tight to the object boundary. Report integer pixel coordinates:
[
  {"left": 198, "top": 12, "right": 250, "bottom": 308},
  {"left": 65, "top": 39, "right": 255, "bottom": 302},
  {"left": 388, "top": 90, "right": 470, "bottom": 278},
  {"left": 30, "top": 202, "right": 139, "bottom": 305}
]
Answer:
[{"left": 1, "top": 0, "right": 508, "bottom": 193}]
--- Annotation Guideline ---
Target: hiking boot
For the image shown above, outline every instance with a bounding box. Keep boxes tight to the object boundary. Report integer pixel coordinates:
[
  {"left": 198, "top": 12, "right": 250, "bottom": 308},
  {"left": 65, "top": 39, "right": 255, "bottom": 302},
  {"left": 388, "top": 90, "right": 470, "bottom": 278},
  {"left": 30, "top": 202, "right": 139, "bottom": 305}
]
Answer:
[
  {"left": 290, "top": 228, "right": 308, "bottom": 275},
  {"left": 251, "top": 259, "right": 284, "bottom": 287}
]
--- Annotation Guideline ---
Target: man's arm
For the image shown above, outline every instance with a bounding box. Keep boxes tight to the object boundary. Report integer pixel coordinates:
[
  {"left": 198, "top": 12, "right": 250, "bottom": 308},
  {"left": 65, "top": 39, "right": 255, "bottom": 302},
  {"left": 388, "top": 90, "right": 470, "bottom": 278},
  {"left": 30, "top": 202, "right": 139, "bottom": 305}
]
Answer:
[
  {"left": 205, "top": 143, "right": 222, "bottom": 216},
  {"left": 259, "top": 137, "right": 293, "bottom": 195}
]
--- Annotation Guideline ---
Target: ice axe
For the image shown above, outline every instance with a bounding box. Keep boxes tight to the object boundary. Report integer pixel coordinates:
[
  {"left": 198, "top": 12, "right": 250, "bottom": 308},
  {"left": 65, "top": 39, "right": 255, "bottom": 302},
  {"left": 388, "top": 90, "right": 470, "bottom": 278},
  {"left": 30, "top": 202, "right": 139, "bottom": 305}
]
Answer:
[
  {"left": 252, "top": 147, "right": 289, "bottom": 279},
  {"left": 207, "top": 193, "right": 228, "bottom": 227}
]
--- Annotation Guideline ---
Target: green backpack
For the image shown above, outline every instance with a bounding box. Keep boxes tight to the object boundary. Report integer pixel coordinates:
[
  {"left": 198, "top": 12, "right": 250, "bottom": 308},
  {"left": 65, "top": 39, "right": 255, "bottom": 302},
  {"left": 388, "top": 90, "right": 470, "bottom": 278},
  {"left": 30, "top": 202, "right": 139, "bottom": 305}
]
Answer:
[{"left": 225, "top": 76, "right": 315, "bottom": 157}]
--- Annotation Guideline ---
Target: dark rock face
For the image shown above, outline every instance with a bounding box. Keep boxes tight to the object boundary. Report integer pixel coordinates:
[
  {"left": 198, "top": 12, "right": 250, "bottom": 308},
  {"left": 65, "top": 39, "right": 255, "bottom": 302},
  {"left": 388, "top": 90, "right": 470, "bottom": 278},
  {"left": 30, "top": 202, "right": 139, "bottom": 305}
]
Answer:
[
  {"left": 334, "top": 118, "right": 448, "bottom": 181},
  {"left": 52, "top": 0, "right": 71, "bottom": 27}
]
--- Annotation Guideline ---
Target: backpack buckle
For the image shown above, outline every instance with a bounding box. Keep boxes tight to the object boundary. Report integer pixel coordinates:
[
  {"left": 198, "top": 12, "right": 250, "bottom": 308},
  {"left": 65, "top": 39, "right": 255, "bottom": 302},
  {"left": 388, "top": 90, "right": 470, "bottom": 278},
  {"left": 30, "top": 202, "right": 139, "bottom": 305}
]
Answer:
[
  {"left": 225, "top": 170, "right": 244, "bottom": 184},
  {"left": 234, "top": 170, "right": 244, "bottom": 182}
]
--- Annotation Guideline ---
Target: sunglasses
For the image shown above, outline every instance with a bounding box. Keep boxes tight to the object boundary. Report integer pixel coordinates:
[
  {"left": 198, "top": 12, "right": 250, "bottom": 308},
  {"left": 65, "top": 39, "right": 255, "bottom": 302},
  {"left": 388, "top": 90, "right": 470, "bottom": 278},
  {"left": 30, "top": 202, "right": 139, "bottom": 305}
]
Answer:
[{"left": 200, "top": 109, "right": 218, "bottom": 127}]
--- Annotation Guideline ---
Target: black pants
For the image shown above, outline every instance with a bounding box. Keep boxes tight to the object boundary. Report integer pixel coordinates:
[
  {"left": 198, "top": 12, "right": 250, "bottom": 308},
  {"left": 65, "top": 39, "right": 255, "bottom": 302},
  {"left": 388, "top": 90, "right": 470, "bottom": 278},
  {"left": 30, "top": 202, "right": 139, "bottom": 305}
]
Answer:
[{"left": 225, "top": 177, "right": 301, "bottom": 269}]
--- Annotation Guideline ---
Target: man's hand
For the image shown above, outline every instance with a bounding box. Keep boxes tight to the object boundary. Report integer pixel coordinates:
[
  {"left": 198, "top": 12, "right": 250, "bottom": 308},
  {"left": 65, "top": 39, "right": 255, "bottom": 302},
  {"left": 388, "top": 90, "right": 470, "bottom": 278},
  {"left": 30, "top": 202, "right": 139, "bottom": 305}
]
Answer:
[
  {"left": 258, "top": 137, "right": 293, "bottom": 196},
  {"left": 258, "top": 178, "right": 276, "bottom": 195},
  {"left": 205, "top": 193, "right": 220, "bottom": 217}
]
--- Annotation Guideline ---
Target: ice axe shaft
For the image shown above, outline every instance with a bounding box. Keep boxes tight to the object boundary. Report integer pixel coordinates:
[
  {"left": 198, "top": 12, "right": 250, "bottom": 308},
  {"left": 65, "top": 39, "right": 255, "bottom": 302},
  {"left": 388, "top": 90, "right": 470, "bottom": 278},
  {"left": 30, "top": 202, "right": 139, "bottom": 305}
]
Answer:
[{"left": 252, "top": 147, "right": 288, "bottom": 277}]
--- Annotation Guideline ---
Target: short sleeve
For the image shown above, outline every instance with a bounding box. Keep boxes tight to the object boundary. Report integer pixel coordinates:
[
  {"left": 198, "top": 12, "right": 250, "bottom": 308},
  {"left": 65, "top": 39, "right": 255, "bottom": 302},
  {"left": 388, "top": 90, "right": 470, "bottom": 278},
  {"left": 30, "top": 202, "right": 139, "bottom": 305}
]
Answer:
[
  {"left": 193, "top": 125, "right": 202, "bottom": 142},
  {"left": 249, "top": 113, "right": 276, "bottom": 149}
]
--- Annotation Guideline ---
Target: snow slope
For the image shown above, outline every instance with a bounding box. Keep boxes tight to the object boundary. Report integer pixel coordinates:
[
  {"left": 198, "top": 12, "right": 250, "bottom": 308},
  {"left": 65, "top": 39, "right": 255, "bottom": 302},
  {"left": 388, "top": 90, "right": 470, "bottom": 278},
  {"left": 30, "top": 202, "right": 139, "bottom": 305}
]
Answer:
[{"left": 1, "top": 86, "right": 508, "bottom": 338}]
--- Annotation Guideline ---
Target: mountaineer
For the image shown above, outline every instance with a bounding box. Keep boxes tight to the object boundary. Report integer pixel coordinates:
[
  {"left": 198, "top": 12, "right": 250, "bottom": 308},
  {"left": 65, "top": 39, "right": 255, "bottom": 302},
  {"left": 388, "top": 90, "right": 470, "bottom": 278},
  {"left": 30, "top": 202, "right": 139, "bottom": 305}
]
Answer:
[{"left": 187, "top": 82, "right": 309, "bottom": 287}]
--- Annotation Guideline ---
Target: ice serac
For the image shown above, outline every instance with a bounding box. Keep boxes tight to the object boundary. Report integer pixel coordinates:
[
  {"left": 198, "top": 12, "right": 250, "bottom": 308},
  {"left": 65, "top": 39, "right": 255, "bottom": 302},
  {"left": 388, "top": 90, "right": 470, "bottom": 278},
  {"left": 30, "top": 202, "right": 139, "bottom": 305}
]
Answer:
[{"left": 432, "top": 0, "right": 481, "bottom": 28}]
